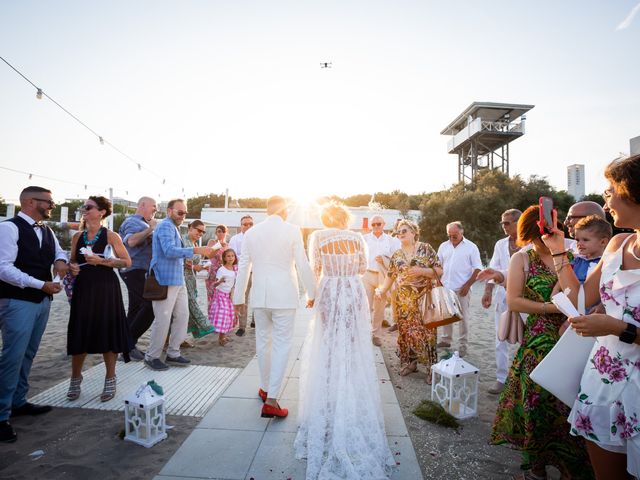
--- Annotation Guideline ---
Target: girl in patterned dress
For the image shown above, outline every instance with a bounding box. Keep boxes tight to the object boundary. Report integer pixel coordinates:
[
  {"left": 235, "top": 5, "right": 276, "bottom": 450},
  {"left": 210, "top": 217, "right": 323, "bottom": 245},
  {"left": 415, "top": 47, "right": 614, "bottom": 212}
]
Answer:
[
  {"left": 543, "top": 154, "right": 640, "bottom": 479},
  {"left": 209, "top": 249, "right": 237, "bottom": 346}
]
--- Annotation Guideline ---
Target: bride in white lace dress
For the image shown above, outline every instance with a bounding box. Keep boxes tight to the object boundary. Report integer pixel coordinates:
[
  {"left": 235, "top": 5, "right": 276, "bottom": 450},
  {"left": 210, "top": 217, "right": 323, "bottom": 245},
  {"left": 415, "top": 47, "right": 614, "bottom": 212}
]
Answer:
[{"left": 294, "top": 203, "right": 396, "bottom": 480}]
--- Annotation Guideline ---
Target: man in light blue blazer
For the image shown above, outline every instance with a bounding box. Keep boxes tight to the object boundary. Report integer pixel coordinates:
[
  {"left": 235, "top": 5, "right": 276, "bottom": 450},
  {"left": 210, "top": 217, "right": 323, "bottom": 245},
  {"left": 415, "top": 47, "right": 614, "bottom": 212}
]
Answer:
[{"left": 144, "top": 199, "right": 213, "bottom": 371}]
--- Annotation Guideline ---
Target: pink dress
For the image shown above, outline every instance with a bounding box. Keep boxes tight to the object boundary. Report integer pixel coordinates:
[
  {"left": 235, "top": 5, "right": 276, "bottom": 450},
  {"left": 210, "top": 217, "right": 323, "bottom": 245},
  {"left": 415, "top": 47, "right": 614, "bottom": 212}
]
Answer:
[{"left": 208, "top": 265, "right": 236, "bottom": 334}]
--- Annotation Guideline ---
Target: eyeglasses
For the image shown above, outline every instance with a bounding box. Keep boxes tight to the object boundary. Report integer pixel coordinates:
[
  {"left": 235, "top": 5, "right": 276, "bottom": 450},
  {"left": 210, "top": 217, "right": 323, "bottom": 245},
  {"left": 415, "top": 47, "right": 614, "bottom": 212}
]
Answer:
[
  {"left": 194, "top": 228, "right": 206, "bottom": 235},
  {"left": 242, "top": 222, "right": 253, "bottom": 227},
  {"left": 174, "top": 210, "right": 188, "bottom": 216},
  {"left": 371, "top": 223, "right": 382, "bottom": 227},
  {"left": 499, "top": 221, "right": 512, "bottom": 227},
  {"left": 32, "top": 198, "right": 56, "bottom": 208},
  {"left": 398, "top": 229, "right": 411, "bottom": 234},
  {"left": 80, "top": 204, "right": 96, "bottom": 211}
]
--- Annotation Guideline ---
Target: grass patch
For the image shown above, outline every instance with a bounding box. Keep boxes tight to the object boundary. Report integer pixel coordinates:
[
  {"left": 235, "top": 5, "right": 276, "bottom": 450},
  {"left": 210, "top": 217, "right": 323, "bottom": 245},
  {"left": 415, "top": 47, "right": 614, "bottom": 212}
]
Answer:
[{"left": 413, "top": 400, "right": 460, "bottom": 429}]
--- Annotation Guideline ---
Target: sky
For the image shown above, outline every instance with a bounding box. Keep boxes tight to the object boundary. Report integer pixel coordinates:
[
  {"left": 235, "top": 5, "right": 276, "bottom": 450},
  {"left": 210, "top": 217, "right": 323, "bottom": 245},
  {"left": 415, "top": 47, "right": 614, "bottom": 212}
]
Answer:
[{"left": 1, "top": 1, "right": 639, "bottom": 204}]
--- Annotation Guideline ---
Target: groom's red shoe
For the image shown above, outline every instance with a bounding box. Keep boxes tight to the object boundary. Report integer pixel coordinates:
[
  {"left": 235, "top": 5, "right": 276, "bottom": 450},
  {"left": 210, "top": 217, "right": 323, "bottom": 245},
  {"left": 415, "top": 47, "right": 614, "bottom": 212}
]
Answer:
[
  {"left": 258, "top": 389, "right": 267, "bottom": 403},
  {"left": 261, "top": 403, "right": 288, "bottom": 418}
]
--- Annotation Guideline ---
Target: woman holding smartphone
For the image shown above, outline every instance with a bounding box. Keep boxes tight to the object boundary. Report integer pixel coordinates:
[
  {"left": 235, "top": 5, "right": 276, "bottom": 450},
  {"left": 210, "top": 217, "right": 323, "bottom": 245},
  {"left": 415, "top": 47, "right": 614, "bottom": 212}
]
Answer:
[{"left": 490, "top": 205, "right": 594, "bottom": 480}]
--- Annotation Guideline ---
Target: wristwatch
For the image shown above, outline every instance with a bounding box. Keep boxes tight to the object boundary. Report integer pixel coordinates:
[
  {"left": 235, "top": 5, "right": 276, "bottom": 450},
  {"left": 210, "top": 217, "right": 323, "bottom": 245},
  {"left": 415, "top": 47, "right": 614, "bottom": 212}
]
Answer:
[{"left": 619, "top": 323, "right": 638, "bottom": 344}]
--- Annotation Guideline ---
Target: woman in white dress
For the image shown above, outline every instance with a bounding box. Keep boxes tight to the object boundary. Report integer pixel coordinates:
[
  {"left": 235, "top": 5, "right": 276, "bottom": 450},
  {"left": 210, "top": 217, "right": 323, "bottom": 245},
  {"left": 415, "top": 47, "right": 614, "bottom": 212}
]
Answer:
[
  {"left": 294, "top": 202, "right": 396, "bottom": 480},
  {"left": 543, "top": 154, "right": 640, "bottom": 479}
]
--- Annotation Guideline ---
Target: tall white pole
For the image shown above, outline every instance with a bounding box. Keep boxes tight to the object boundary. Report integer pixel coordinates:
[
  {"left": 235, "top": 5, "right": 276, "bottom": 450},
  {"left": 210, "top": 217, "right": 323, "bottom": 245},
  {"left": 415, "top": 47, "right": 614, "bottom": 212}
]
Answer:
[{"left": 224, "top": 188, "right": 229, "bottom": 211}]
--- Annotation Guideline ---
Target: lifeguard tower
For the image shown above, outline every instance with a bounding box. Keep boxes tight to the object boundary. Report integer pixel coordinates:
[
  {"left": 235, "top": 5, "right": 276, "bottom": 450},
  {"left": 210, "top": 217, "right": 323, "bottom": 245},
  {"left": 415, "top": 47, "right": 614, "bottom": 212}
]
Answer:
[{"left": 441, "top": 102, "right": 534, "bottom": 184}]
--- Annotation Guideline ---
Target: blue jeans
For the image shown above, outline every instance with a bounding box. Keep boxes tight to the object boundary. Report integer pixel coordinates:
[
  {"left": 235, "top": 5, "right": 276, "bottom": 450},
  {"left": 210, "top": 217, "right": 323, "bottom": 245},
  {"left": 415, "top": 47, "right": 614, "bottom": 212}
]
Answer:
[{"left": 0, "top": 297, "right": 51, "bottom": 421}]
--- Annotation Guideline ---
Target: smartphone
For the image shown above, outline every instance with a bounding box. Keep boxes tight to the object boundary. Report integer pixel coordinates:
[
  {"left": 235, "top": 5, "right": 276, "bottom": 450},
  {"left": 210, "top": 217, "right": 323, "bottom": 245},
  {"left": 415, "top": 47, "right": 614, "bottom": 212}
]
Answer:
[{"left": 539, "top": 196, "right": 554, "bottom": 235}]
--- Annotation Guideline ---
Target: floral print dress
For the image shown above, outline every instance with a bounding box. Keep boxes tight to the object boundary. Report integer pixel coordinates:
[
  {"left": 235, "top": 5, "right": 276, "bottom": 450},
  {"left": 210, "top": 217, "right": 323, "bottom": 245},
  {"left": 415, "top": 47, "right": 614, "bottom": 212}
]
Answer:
[
  {"left": 490, "top": 249, "right": 593, "bottom": 479},
  {"left": 569, "top": 235, "right": 640, "bottom": 477},
  {"left": 387, "top": 242, "right": 441, "bottom": 370}
]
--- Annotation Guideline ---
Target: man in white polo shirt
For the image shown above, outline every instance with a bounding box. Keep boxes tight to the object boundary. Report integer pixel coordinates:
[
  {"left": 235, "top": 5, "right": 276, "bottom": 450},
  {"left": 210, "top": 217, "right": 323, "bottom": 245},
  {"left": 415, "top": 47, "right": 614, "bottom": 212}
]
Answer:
[
  {"left": 436, "top": 221, "right": 482, "bottom": 357},
  {"left": 362, "top": 215, "right": 400, "bottom": 346}
]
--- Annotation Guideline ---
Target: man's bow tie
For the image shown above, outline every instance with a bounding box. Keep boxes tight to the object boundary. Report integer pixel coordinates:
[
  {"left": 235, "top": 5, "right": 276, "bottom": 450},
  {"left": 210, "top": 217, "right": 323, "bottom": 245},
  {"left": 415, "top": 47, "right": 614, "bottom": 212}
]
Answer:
[{"left": 33, "top": 221, "right": 45, "bottom": 228}]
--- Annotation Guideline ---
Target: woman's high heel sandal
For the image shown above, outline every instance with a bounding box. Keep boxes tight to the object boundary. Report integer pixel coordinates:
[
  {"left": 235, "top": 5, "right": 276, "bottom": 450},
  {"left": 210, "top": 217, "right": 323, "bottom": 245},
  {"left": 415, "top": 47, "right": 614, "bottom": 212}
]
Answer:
[
  {"left": 67, "top": 375, "right": 83, "bottom": 401},
  {"left": 100, "top": 376, "right": 117, "bottom": 402}
]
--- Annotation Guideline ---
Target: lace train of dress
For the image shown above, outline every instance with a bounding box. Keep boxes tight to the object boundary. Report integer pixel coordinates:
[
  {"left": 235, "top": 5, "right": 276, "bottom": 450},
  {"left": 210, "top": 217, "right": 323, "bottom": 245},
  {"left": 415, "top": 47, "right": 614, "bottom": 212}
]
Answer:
[{"left": 294, "top": 229, "right": 395, "bottom": 480}]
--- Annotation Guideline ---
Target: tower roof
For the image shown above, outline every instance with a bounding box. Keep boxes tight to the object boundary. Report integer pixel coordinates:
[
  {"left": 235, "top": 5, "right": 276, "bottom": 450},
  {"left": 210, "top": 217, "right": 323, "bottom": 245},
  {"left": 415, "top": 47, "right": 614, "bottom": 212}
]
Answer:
[{"left": 441, "top": 102, "right": 534, "bottom": 136}]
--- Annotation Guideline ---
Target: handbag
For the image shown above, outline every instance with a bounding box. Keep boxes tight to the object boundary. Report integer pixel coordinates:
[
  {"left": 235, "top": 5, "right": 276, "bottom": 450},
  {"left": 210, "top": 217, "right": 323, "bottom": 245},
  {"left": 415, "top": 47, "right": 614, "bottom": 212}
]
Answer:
[
  {"left": 143, "top": 268, "right": 168, "bottom": 301},
  {"left": 422, "top": 270, "right": 463, "bottom": 329},
  {"left": 497, "top": 250, "right": 529, "bottom": 344}
]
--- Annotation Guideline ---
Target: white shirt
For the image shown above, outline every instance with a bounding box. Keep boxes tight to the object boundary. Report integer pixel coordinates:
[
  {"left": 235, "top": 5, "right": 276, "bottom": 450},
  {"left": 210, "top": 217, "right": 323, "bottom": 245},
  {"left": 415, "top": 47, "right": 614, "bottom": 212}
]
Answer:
[
  {"left": 437, "top": 237, "right": 483, "bottom": 291},
  {"left": 0, "top": 212, "right": 68, "bottom": 290},
  {"left": 228, "top": 232, "right": 245, "bottom": 257},
  {"left": 215, "top": 265, "right": 236, "bottom": 294},
  {"left": 362, "top": 232, "right": 400, "bottom": 272},
  {"left": 488, "top": 236, "right": 514, "bottom": 310}
]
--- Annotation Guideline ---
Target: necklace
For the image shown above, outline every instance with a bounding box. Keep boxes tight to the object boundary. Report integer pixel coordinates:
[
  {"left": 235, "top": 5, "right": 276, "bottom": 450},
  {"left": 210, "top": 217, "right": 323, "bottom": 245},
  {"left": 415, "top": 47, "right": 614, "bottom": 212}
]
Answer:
[
  {"left": 401, "top": 243, "right": 418, "bottom": 264},
  {"left": 82, "top": 227, "right": 102, "bottom": 246}
]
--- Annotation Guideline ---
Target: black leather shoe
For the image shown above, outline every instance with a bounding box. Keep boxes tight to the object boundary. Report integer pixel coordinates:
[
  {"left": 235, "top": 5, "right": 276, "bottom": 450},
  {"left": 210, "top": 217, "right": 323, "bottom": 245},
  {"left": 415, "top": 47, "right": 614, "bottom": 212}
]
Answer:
[
  {"left": 0, "top": 421, "right": 17, "bottom": 443},
  {"left": 235, "top": 328, "right": 245, "bottom": 337},
  {"left": 11, "top": 402, "right": 52, "bottom": 417}
]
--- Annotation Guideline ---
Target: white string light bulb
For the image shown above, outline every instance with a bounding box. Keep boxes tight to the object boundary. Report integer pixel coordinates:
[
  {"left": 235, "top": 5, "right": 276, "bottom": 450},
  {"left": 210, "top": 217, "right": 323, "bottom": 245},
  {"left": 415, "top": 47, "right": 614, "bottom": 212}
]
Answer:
[{"left": 36, "top": 88, "right": 43, "bottom": 99}]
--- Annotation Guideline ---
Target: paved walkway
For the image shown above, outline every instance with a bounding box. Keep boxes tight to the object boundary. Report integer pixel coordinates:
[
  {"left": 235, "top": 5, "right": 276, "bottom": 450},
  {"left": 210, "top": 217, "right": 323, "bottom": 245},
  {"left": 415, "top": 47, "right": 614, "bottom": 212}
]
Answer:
[{"left": 154, "top": 308, "right": 423, "bottom": 480}]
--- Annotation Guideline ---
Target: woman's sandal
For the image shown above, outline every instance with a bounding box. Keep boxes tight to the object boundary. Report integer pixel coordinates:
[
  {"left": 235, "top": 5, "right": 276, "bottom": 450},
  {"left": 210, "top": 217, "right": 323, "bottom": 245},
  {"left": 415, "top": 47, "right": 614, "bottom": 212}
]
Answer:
[
  {"left": 425, "top": 369, "right": 433, "bottom": 385},
  {"left": 100, "top": 376, "right": 117, "bottom": 402},
  {"left": 399, "top": 361, "right": 418, "bottom": 376},
  {"left": 219, "top": 336, "right": 229, "bottom": 346},
  {"left": 66, "top": 375, "right": 83, "bottom": 401}
]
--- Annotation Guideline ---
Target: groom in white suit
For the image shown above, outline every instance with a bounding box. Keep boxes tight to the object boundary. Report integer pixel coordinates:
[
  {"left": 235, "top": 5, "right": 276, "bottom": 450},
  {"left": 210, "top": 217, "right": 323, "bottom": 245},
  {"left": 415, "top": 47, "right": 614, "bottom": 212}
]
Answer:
[{"left": 233, "top": 196, "right": 316, "bottom": 418}]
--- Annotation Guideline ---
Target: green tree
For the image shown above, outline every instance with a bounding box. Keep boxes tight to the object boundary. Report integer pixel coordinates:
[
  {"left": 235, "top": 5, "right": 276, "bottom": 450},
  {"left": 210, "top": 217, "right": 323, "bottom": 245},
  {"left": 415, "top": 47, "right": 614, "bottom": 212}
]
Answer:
[
  {"left": 419, "top": 170, "right": 576, "bottom": 262},
  {"left": 187, "top": 193, "right": 227, "bottom": 217}
]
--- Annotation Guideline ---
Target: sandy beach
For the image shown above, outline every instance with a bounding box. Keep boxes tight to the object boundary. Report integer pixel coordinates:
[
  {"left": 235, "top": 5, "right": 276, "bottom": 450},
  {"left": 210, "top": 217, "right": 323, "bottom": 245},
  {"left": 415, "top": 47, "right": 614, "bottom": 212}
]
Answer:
[{"left": 1, "top": 277, "right": 536, "bottom": 480}]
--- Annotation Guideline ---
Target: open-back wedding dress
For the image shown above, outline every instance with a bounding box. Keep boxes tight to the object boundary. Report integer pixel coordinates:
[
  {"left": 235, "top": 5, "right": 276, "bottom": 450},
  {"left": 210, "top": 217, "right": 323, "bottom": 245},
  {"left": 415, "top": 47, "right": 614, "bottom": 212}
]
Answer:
[{"left": 294, "top": 228, "right": 395, "bottom": 480}]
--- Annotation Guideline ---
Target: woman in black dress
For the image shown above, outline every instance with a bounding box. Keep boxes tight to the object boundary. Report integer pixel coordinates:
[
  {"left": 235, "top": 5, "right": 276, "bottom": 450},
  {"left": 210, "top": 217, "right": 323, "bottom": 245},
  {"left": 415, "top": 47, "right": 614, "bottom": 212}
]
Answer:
[{"left": 67, "top": 196, "right": 131, "bottom": 402}]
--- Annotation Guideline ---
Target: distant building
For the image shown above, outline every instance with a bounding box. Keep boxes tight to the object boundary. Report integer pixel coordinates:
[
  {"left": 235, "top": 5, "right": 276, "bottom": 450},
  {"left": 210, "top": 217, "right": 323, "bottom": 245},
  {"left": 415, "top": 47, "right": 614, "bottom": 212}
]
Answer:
[
  {"left": 631, "top": 135, "right": 640, "bottom": 155},
  {"left": 567, "top": 164, "right": 585, "bottom": 201}
]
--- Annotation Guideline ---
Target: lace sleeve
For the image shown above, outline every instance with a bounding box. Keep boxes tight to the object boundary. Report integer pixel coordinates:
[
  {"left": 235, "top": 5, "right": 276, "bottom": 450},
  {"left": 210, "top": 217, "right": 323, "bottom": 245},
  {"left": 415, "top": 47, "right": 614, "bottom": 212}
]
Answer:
[
  {"left": 357, "top": 233, "right": 368, "bottom": 275},
  {"left": 308, "top": 231, "right": 322, "bottom": 280}
]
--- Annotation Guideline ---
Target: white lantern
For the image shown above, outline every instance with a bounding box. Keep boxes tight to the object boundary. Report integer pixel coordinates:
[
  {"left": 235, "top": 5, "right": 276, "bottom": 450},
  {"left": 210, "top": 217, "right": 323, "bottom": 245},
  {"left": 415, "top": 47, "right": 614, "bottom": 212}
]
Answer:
[
  {"left": 431, "top": 351, "right": 479, "bottom": 419},
  {"left": 124, "top": 384, "right": 167, "bottom": 448}
]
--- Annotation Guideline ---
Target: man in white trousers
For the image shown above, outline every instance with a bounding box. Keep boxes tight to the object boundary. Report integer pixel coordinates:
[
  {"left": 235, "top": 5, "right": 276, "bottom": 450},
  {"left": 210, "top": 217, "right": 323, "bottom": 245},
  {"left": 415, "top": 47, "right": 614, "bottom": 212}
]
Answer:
[
  {"left": 233, "top": 196, "right": 316, "bottom": 418},
  {"left": 478, "top": 209, "right": 521, "bottom": 394}
]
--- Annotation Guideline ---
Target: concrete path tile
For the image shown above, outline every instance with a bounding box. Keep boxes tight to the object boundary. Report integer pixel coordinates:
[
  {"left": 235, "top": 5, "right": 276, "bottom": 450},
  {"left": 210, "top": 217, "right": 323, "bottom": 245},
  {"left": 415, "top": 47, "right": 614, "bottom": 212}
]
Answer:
[
  {"left": 199, "top": 397, "right": 270, "bottom": 432},
  {"left": 383, "top": 402, "right": 409, "bottom": 436},
  {"left": 388, "top": 435, "right": 423, "bottom": 480},
  {"left": 245, "top": 431, "right": 307, "bottom": 480},
  {"left": 379, "top": 378, "right": 399, "bottom": 404},
  {"left": 241, "top": 359, "right": 260, "bottom": 376},
  {"left": 160, "top": 429, "right": 263, "bottom": 479},
  {"left": 222, "top": 375, "right": 262, "bottom": 399},
  {"left": 280, "top": 377, "right": 299, "bottom": 400}
]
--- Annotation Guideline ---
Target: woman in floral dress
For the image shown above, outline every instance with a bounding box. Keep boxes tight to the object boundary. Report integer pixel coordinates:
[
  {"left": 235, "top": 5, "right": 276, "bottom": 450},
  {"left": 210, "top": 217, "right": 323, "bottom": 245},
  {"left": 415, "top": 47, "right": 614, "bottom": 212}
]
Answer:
[
  {"left": 490, "top": 206, "right": 593, "bottom": 480},
  {"left": 377, "top": 220, "right": 442, "bottom": 382},
  {"left": 182, "top": 221, "right": 215, "bottom": 339},
  {"left": 543, "top": 154, "right": 640, "bottom": 479}
]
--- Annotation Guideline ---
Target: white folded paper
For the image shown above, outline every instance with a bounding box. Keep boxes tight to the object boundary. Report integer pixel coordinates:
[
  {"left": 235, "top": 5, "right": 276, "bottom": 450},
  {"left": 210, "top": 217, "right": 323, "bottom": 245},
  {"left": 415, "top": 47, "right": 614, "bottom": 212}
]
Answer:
[{"left": 529, "top": 292, "right": 595, "bottom": 407}]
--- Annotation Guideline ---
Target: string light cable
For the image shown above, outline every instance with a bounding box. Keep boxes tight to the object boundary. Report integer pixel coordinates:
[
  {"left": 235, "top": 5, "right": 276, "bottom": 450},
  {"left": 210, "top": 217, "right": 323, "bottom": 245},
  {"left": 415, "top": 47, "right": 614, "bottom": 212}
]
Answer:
[{"left": 0, "top": 55, "right": 186, "bottom": 194}]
